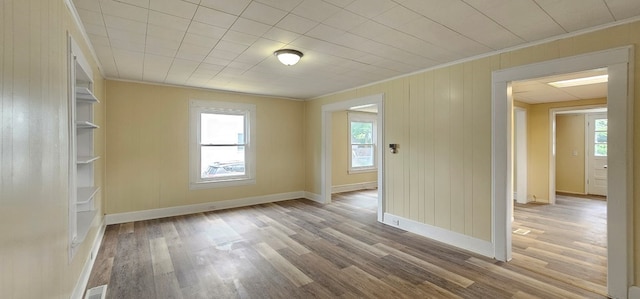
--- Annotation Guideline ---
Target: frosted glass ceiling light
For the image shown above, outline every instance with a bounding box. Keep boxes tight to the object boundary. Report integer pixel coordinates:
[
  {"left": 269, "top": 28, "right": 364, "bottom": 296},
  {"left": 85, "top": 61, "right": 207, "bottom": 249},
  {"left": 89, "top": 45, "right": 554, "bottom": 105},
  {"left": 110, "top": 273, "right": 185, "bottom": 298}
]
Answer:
[
  {"left": 548, "top": 74, "right": 608, "bottom": 88},
  {"left": 274, "top": 49, "right": 303, "bottom": 66}
]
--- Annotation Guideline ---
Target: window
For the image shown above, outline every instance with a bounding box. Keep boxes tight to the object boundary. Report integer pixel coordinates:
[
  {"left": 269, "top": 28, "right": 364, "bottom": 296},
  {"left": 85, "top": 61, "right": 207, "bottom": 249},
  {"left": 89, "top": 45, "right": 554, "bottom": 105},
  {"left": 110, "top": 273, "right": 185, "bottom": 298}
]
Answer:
[
  {"left": 190, "top": 100, "right": 256, "bottom": 189},
  {"left": 349, "top": 112, "right": 377, "bottom": 173},
  {"left": 594, "top": 118, "right": 607, "bottom": 156}
]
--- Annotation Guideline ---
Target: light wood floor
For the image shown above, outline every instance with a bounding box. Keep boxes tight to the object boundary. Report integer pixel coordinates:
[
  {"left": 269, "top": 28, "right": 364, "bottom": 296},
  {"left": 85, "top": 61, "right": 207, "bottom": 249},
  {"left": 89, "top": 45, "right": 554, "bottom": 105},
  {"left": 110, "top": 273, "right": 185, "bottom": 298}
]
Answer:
[
  {"left": 86, "top": 190, "right": 607, "bottom": 298},
  {"left": 512, "top": 194, "right": 607, "bottom": 296}
]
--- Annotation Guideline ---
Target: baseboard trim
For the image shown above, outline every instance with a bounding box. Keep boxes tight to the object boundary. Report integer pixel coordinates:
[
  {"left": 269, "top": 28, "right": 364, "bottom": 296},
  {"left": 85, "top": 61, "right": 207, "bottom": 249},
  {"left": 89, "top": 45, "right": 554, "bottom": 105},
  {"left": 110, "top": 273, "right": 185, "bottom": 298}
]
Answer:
[
  {"left": 629, "top": 286, "right": 640, "bottom": 299},
  {"left": 105, "top": 191, "right": 305, "bottom": 225},
  {"left": 304, "top": 191, "right": 324, "bottom": 204},
  {"left": 383, "top": 213, "right": 494, "bottom": 258},
  {"left": 331, "top": 182, "right": 377, "bottom": 194},
  {"left": 71, "top": 217, "right": 106, "bottom": 299}
]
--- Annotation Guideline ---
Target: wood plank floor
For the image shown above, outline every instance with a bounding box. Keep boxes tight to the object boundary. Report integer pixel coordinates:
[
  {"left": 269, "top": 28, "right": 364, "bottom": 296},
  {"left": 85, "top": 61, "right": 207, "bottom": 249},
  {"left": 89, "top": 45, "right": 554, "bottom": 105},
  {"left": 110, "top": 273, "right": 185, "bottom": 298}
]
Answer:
[
  {"left": 512, "top": 194, "right": 607, "bottom": 296},
  {"left": 86, "top": 190, "right": 608, "bottom": 298}
]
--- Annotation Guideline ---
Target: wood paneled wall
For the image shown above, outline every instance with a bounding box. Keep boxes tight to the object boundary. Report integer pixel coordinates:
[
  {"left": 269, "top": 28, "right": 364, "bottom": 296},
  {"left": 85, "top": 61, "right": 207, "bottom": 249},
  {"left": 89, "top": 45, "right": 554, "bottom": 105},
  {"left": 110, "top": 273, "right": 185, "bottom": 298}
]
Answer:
[
  {"left": 306, "top": 20, "right": 640, "bottom": 277},
  {"left": 0, "top": 1, "right": 105, "bottom": 297}
]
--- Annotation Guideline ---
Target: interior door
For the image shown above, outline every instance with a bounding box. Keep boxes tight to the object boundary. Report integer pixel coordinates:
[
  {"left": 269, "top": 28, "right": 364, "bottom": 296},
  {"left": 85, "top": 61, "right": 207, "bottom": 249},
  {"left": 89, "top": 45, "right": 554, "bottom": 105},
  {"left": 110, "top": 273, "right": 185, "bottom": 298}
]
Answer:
[{"left": 587, "top": 113, "right": 607, "bottom": 196}]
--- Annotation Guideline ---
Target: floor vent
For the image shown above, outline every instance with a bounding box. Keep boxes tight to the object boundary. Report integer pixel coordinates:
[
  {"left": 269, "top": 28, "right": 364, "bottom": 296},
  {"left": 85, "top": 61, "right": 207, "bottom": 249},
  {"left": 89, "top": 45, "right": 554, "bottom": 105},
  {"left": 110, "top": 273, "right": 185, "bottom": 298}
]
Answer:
[
  {"left": 513, "top": 228, "right": 531, "bottom": 235},
  {"left": 84, "top": 285, "right": 107, "bottom": 299}
]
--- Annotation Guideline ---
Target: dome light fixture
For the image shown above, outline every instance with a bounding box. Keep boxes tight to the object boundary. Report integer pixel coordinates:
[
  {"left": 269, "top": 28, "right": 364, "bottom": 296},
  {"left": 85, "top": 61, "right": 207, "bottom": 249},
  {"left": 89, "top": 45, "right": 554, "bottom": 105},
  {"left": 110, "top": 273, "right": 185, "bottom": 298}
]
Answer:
[{"left": 274, "top": 49, "right": 303, "bottom": 66}]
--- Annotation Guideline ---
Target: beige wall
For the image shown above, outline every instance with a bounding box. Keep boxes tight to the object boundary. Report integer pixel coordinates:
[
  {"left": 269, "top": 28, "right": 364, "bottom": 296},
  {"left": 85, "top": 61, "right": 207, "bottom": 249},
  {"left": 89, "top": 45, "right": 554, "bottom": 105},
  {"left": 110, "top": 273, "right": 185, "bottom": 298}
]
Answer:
[
  {"left": 105, "top": 80, "right": 305, "bottom": 214},
  {"left": 524, "top": 98, "right": 606, "bottom": 202},
  {"left": 331, "top": 111, "right": 377, "bottom": 187},
  {"left": 0, "top": 1, "right": 106, "bottom": 298},
  {"left": 305, "top": 21, "right": 640, "bottom": 282},
  {"left": 556, "top": 114, "right": 586, "bottom": 194}
]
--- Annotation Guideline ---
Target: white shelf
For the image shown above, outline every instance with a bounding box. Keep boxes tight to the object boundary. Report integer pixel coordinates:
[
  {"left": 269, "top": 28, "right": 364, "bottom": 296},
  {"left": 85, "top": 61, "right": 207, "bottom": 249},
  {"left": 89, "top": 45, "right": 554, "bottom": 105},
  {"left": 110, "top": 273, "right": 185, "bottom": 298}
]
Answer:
[
  {"left": 77, "top": 155, "right": 100, "bottom": 164},
  {"left": 77, "top": 186, "right": 100, "bottom": 204},
  {"left": 75, "top": 87, "right": 99, "bottom": 103},
  {"left": 76, "top": 121, "right": 99, "bottom": 129},
  {"left": 72, "top": 209, "right": 97, "bottom": 247}
]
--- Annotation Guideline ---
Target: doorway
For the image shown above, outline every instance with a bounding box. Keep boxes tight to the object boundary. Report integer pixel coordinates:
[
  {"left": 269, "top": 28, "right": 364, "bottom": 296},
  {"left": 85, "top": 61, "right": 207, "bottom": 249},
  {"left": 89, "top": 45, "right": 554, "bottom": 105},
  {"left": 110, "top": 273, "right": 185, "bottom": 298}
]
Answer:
[
  {"left": 492, "top": 47, "right": 633, "bottom": 298},
  {"left": 321, "top": 94, "right": 384, "bottom": 223}
]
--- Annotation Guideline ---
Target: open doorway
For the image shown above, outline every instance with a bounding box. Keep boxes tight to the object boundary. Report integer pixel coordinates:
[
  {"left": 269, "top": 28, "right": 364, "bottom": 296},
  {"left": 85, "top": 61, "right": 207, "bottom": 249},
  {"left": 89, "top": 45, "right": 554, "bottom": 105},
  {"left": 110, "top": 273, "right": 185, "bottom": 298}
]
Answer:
[
  {"left": 510, "top": 66, "right": 610, "bottom": 294},
  {"left": 492, "top": 47, "right": 633, "bottom": 298},
  {"left": 321, "top": 94, "right": 384, "bottom": 223}
]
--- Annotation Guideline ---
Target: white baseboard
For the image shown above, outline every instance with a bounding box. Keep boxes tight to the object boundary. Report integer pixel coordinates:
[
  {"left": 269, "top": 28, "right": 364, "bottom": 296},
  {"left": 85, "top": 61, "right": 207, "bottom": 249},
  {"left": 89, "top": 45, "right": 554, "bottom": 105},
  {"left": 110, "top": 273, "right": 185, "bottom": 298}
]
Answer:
[
  {"left": 105, "top": 191, "right": 305, "bottom": 225},
  {"left": 304, "top": 191, "right": 324, "bottom": 203},
  {"left": 629, "top": 286, "right": 640, "bottom": 299},
  {"left": 331, "top": 182, "right": 377, "bottom": 194},
  {"left": 71, "top": 217, "right": 106, "bottom": 299},
  {"left": 383, "top": 213, "right": 494, "bottom": 258}
]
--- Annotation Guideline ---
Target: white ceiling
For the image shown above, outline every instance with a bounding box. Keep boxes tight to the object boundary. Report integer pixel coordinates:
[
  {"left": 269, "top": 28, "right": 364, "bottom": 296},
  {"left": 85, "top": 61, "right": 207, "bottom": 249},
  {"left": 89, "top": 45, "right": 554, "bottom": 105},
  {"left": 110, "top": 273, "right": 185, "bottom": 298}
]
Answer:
[
  {"left": 72, "top": 0, "right": 640, "bottom": 99},
  {"left": 512, "top": 68, "right": 608, "bottom": 104}
]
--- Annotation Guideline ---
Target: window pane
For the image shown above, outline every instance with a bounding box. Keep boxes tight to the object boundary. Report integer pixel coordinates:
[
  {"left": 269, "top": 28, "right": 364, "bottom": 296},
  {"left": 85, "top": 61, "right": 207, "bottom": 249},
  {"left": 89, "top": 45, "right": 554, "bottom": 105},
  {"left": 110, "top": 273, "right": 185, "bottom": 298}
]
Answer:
[
  {"left": 201, "top": 113, "right": 244, "bottom": 144},
  {"left": 351, "top": 145, "right": 374, "bottom": 168},
  {"left": 595, "top": 119, "right": 607, "bottom": 131},
  {"left": 351, "top": 121, "right": 373, "bottom": 144},
  {"left": 595, "top": 132, "right": 607, "bottom": 143},
  {"left": 201, "top": 146, "right": 245, "bottom": 178},
  {"left": 594, "top": 144, "right": 607, "bottom": 157}
]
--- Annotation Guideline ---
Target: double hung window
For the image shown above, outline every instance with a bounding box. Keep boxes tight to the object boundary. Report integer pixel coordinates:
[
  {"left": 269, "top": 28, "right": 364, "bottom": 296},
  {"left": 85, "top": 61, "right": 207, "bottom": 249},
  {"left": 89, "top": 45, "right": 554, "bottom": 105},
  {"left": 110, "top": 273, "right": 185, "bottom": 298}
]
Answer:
[{"left": 190, "top": 100, "right": 256, "bottom": 189}]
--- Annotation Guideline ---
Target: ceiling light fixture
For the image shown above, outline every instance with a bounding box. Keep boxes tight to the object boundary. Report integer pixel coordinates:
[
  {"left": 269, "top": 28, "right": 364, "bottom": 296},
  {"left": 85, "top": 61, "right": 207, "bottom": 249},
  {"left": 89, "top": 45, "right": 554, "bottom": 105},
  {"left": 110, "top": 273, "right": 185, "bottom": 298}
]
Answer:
[
  {"left": 274, "top": 49, "right": 303, "bottom": 66},
  {"left": 548, "top": 74, "right": 608, "bottom": 88}
]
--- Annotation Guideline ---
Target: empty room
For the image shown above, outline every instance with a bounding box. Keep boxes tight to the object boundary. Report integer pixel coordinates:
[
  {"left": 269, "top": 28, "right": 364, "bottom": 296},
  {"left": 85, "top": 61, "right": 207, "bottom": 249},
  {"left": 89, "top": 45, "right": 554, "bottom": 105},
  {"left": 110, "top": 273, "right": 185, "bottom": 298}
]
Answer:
[{"left": 1, "top": 0, "right": 640, "bottom": 298}]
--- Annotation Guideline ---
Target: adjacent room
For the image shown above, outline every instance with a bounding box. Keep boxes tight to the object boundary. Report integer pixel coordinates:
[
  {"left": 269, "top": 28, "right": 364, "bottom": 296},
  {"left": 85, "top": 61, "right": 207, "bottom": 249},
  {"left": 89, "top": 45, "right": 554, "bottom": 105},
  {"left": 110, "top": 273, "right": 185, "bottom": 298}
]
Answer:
[{"left": 2, "top": 0, "right": 639, "bottom": 298}]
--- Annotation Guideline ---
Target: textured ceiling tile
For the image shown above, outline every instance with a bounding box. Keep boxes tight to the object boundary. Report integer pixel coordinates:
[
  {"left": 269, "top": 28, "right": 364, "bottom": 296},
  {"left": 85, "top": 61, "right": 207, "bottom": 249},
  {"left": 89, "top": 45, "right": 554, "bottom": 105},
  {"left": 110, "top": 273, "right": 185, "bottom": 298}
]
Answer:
[
  {"left": 241, "top": 1, "right": 288, "bottom": 25},
  {"left": 77, "top": 8, "right": 104, "bottom": 26},
  {"left": 147, "top": 11, "right": 191, "bottom": 31},
  {"left": 255, "top": 0, "right": 304, "bottom": 11},
  {"left": 262, "top": 27, "right": 301, "bottom": 44},
  {"left": 231, "top": 18, "right": 273, "bottom": 36},
  {"left": 605, "top": 0, "right": 640, "bottom": 20},
  {"left": 104, "top": 15, "right": 147, "bottom": 34},
  {"left": 187, "top": 21, "right": 227, "bottom": 39},
  {"left": 345, "top": 0, "right": 396, "bottom": 18},
  {"left": 73, "top": 0, "right": 101, "bottom": 12},
  {"left": 292, "top": 0, "right": 341, "bottom": 22},
  {"left": 276, "top": 14, "right": 318, "bottom": 34},
  {"left": 535, "top": 0, "right": 615, "bottom": 32},
  {"left": 322, "top": 9, "right": 367, "bottom": 31},
  {"left": 149, "top": 0, "right": 198, "bottom": 19},
  {"left": 193, "top": 6, "right": 238, "bottom": 28},
  {"left": 199, "top": 0, "right": 251, "bottom": 16},
  {"left": 100, "top": 0, "right": 149, "bottom": 22}
]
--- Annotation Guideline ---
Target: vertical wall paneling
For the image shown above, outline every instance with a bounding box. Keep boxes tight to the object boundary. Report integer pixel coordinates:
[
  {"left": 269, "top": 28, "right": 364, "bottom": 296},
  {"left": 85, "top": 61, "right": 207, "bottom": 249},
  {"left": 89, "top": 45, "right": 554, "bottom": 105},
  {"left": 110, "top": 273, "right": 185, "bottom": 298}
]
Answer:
[
  {"left": 471, "top": 58, "right": 493, "bottom": 240},
  {"left": 402, "top": 79, "right": 411, "bottom": 218},
  {"left": 408, "top": 76, "right": 420, "bottom": 221},
  {"left": 423, "top": 72, "right": 435, "bottom": 225},
  {"left": 434, "top": 68, "right": 451, "bottom": 229},
  {"left": 463, "top": 62, "right": 475, "bottom": 235},
  {"left": 449, "top": 64, "right": 465, "bottom": 234}
]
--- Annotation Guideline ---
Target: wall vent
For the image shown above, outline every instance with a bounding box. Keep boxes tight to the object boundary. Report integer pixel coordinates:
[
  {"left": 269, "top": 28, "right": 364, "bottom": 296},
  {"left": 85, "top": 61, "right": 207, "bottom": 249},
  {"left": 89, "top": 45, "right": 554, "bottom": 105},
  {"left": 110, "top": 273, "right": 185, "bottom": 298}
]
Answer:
[{"left": 84, "top": 285, "right": 107, "bottom": 299}]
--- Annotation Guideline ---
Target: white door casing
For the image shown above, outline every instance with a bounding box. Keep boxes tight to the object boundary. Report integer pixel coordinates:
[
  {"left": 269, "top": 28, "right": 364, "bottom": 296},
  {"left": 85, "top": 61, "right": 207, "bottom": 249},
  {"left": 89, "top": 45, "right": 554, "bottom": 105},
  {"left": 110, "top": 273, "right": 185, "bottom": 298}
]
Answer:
[{"left": 492, "top": 46, "right": 633, "bottom": 298}]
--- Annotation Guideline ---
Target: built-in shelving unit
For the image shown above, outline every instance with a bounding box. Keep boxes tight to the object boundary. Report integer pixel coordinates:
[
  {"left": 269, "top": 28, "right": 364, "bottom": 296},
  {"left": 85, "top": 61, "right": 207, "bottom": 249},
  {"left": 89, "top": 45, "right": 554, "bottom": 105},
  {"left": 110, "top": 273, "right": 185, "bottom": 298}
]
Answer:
[{"left": 68, "top": 36, "right": 100, "bottom": 258}]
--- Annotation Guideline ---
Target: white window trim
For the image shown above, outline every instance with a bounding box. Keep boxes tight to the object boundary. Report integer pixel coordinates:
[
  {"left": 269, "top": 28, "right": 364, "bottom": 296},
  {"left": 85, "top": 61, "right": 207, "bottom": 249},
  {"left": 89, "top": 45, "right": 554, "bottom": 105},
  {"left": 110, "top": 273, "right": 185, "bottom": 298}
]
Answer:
[
  {"left": 348, "top": 112, "right": 377, "bottom": 174},
  {"left": 189, "top": 99, "right": 256, "bottom": 189}
]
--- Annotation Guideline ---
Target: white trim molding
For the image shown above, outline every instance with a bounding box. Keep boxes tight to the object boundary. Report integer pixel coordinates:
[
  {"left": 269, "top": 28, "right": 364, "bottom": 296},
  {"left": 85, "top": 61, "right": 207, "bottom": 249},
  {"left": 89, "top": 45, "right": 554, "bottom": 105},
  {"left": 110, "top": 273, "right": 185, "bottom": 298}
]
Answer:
[
  {"left": 492, "top": 46, "right": 634, "bottom": 299},
  {"left": 71, "top": 219, "right": 106, "bottom": 299},
  {"left": 331, "top": 182, "right": 377, "bottom": 194},
  {"left": 304, "top": 192, "right": 324, "bottom": 204},
  {"left": 383, "top": 213, "right": 494, "bottom": 258},
  {"left": 105, "top": 192, "right": 304, "bottom": 225},
  {"left": 629, "top": 286, "right": 640, "bottom": 299}
]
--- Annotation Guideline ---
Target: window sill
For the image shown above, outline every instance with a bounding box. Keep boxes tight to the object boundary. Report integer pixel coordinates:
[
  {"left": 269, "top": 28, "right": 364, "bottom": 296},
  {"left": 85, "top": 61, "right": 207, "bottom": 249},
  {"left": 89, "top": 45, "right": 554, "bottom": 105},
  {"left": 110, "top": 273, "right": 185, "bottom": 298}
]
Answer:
[
  {"left": 348, "top": 168, "right": 377, "bottom": 174},
  {"left": 190, "top": 178, "right": 256, "bottom": 190}
]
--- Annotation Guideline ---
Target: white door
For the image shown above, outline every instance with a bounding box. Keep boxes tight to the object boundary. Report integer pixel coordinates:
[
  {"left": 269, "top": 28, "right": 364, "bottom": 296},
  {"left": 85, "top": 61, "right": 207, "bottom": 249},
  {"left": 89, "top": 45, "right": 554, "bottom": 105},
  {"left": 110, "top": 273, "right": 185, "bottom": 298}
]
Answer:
[{"left": 587, "top": 113, "right": 607, "bottom": 196}]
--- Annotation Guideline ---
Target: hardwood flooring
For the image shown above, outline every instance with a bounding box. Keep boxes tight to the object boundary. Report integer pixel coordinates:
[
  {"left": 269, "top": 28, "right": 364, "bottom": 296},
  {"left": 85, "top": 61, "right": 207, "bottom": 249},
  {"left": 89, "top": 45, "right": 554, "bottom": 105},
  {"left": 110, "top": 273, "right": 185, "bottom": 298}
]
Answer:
[
  {"left": 86, "top": 190, "right": 607, "bottom": 298},
  {"left": 512, "top": 194, "right": 607, "bottom": 296}
]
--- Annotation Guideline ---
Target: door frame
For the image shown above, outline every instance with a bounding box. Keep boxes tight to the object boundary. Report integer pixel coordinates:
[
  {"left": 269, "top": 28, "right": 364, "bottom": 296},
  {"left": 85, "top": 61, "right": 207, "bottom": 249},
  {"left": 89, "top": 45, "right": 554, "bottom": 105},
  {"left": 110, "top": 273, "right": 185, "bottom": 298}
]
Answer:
[
  {"left": 321, "top": 94, "right": 385, "bottom": 222},
  {"left": 513, "top": 107, "right": 527, "bottom": 204},
  {"left": 491, "top": 46, "right": 634, "bottom": 298},
  {"left": 549, "top": 105, "right": 606, "bottom": 202}
]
